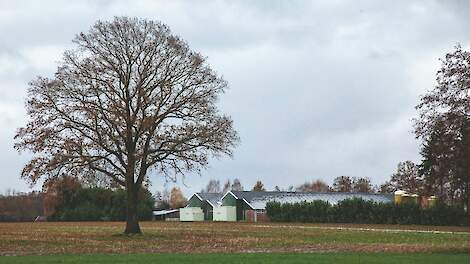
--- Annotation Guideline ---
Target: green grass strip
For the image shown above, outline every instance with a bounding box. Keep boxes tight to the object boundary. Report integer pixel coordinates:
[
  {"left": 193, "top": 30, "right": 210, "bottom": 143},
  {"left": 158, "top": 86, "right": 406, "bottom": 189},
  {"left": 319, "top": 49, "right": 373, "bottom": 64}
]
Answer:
[{"left": 1, "top": 252, "right": 470, "bottom": 264}]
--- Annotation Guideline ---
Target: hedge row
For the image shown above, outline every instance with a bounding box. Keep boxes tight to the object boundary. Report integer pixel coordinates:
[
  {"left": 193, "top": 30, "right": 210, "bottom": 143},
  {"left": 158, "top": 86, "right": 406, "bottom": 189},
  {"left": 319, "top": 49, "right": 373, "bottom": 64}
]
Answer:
[
  {"left": 266, "top": 198, "right": 470, "bottom": 226},
  {"left": 50, "top": 187, "right": 154, "bottom": 221}
]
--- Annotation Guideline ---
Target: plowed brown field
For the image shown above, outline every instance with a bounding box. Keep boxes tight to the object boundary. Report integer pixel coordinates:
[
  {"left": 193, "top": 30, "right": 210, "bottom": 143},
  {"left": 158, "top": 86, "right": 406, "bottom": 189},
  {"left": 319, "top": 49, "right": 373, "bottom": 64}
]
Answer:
[{"left": 1, "top": 221, "right": 470, "bottom": 256}]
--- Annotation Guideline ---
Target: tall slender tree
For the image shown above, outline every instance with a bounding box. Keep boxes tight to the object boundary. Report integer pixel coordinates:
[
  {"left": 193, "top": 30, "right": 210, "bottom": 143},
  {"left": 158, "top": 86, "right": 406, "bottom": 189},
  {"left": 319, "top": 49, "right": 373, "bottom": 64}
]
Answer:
[
  {"left": 222, "top": 179, "right": 231, "bottom": 193},
  {"left": 14, "top": 17, "right": 238, "bottom": 234},
  {"left": 231, "top": 178, "right": 243, "bottom": 191},
  {"left": 204, "top": 179, "right": 222, "bottom": 193},
  {"left": 169, "top": 187, "right": 187, "bottom": 209}
]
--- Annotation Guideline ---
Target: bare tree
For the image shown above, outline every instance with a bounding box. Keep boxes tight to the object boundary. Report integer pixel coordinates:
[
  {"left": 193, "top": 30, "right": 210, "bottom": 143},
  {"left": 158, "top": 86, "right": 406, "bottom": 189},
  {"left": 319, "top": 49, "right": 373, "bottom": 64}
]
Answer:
[
  {"left": 154, "top": 189, "right": 170, "bottom": 210},
  {"left": 231, "top": 178, "right": 243, "bottom": 191},
  {"left": 14, "top": 17, "right": 238, "bottom": 234},
  {"left": 222, "top": 179, "right": 231, "bottom": 193},
  {"left": 204, "top": 179, "right": 221, "bottom": 193}
]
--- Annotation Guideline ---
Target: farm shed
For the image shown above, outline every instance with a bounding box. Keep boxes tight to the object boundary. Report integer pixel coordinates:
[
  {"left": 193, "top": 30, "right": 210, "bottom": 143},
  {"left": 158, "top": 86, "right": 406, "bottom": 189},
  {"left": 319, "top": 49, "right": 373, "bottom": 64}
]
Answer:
[
  {"left": 180, "top": 193, "right": 223, "bottom": 221},
  {"left": 213, "top": 205, "right": 236, "bottom": 221},
  {"left": 152, "top": 209, "right": 179, "bottom": 221}
]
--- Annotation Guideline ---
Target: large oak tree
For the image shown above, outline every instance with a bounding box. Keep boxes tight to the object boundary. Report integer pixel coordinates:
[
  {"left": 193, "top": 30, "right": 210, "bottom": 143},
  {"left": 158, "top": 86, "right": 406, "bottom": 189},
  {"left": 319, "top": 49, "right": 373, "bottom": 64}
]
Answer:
[{"left": 15, "top": 17, "right": 238, "bottom": 234}]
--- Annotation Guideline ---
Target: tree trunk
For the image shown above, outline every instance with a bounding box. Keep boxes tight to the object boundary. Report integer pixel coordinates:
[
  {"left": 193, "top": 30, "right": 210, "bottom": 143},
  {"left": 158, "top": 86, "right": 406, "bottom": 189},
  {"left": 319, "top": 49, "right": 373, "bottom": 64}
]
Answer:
[{"left": 124, "top": 186, "right": 141, "bottom": 234}]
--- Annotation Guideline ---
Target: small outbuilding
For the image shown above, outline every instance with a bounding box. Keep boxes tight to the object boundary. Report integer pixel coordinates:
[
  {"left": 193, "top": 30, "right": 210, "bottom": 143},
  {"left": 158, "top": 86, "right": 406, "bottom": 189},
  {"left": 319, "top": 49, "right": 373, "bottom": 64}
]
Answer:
[
  {"left": 152, "top": 209, "right": 179, "bottom": 221},
  {"left": 180, "top": 192, "right": 223, "bottom": 221}
]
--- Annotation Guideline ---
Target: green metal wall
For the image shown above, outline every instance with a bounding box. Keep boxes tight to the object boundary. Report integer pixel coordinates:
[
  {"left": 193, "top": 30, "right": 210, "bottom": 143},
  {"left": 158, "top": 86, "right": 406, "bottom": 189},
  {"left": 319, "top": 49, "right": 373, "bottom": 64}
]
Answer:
[
  {"left": 222, "top": 193, "right": 237, "bottom": 206},
  {"left": 202, "top": 201, "right": 213, "bottom": 220},
  {"left": 187, "top": 195, "right": 203, "bottom": 207},
  {"left": 221, "top": 193, "right": 252, "bottom": 221}
]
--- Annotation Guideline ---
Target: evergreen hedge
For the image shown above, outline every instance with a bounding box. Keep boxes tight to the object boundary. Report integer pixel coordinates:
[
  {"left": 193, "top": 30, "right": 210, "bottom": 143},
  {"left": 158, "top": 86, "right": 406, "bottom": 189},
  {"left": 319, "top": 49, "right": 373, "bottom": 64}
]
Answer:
[
  {"left": 266, "top": 198, "right": 470, "bottom": 226},
  {"left": 50, "top": 187, "right": 154, "bottom": 221}
]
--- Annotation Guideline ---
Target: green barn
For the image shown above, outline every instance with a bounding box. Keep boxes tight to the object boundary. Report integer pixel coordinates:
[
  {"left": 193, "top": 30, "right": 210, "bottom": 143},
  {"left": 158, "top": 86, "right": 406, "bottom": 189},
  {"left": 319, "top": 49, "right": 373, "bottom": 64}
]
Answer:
[{"left": 181, "top": 193, "right": 223, "bottom": 221}]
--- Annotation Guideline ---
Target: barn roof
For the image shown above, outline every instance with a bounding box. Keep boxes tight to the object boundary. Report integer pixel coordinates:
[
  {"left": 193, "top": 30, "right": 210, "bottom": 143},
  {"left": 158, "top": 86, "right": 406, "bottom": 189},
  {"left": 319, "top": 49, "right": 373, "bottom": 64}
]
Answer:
[
  {"left": 152, "top": 209, "right": 179, "bottom": 216},
  {"left": 195, "top": 192, "right": 223, "bottom": 207},
  {"left": 229, "top": 191, "right": 393, "bottom": 210}
]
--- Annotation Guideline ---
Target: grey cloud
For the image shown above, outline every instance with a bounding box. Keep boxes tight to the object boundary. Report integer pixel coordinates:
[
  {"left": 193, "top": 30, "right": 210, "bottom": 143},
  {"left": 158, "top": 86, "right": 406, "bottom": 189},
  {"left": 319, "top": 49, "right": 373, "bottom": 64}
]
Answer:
[{"left": 1, "top": 0, "right": 469, "bottom": 195}]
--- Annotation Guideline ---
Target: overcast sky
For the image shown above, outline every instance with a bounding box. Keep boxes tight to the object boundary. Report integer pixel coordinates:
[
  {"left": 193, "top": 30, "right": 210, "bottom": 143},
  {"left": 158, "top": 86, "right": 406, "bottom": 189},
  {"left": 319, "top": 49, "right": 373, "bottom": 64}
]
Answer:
[{"left": 1, "top": 0, "right": 470, "bottom": 196}]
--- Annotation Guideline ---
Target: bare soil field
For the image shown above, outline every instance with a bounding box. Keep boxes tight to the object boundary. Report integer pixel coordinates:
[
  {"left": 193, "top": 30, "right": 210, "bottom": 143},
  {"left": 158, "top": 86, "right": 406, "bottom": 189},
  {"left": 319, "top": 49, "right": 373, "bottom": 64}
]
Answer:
[{"left": 1, "top": 221, "right": 470, "bottom": 256}]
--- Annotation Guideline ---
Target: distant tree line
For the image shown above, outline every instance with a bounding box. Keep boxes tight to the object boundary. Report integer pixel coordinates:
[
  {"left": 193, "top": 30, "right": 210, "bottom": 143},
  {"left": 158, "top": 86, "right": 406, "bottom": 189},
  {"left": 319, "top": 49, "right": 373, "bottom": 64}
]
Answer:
[
  {"left": 0, "top": 191, "right": 43, "bottom": 221},
  {"left": 201, "top": 178, "right": 244, "bottom": 193},
  {"left": 44, "top": 176, "right": 154, "bottom": 221},
  {"left": 266, "top": 198, "right": 470, "bottom": 226},
  {"left": 199, "top": 175, "right": 422, "bottom": 195},
  {"left": 0, "top": 176, "right": 155, "bottom": 222}
]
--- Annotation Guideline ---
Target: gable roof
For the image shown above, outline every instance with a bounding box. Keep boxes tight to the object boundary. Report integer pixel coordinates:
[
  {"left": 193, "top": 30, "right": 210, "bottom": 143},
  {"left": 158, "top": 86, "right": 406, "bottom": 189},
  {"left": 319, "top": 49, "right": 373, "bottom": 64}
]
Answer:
[
  {"left": 230, "top": 191, "right": 393, "bottom": 210},
  {"left": 196, "top": 192, "right": 223, "bottom": 207}
]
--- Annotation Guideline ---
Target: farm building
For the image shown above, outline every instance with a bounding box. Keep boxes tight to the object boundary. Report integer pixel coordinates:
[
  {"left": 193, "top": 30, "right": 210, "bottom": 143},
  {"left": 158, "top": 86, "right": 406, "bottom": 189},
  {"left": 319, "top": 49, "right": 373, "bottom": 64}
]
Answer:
[
  {"left": 180, "top": 190, "right": 393, "bottom": 222},
  {"left": 152, "top": 209, "right": 179, "bottom": 221},
  {"left": 180, "top": 193, "right": 224, "bottom": 221}
]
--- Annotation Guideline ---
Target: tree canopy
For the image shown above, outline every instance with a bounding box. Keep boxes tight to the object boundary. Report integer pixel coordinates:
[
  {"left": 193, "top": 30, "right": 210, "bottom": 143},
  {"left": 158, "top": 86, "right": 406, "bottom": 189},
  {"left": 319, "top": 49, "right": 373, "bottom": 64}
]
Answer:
[
  {"left": 252, "top": 180, "right": 266, "bottom": 192},
  {"left": 414, "top": 45, "right": 470, "bottom": 208},
  {"left": 14, "top": 17, "right": 238, "bottom": 234}
]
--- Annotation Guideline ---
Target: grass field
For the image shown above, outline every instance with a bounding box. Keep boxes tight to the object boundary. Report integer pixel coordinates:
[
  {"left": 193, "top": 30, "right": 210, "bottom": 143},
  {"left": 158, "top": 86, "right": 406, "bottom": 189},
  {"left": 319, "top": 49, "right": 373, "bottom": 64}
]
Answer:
[
  {"left": 1, "top": 221, "right": 470, "bottom": 263},
  {"left": 2, "top": 253, "right": 470, "bottom": 264}
]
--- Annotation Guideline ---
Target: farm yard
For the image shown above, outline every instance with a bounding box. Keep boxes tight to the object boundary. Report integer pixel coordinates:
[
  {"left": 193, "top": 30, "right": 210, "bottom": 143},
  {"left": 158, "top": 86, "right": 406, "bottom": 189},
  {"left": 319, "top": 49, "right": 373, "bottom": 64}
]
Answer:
[{"left": 1, "top": 221, "right": 470, "bottom": 263}]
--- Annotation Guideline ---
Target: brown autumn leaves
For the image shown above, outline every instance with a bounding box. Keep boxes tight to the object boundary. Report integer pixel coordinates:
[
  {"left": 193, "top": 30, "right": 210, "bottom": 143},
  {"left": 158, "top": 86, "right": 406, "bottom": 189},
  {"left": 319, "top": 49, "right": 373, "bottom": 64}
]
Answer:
[{"left": 14, "top": 17, "right": 239, "bottom": 233}]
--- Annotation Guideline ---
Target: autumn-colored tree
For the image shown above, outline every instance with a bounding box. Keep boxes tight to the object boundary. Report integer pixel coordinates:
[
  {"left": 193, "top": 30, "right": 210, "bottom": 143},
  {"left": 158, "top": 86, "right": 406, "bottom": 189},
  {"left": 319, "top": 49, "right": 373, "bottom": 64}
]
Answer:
[
  {"left": 252, "top": 180, "right": 265, "bottom": 192},
  {"left": 296, "top": 180, "right": 330, "bottom": 192},
  {"left": 14, "top": 17, "right": 238, "bottom": 234},
  {"left": 169, "top": 187, "right": 187, "bottom": 209},
  {"left": 414, "top": 45, "right": 470, "bottom": 207},
  {"left": 332, "top": 176, "right": 353, "bottom": 192}
]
